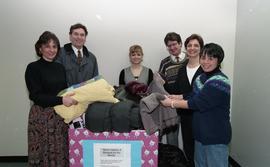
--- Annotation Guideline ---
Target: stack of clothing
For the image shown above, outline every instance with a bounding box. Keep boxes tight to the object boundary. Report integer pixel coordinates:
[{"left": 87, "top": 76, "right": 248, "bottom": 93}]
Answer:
[{"left": 54, "top": 76, "right": 119, "bottom": 123}]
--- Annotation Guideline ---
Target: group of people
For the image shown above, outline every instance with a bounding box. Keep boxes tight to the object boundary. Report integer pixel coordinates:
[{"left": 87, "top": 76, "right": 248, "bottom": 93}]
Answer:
[
  {"left": 25, "top": 23, "right": 231, "bottom": 167},
  {"left": 25, "top": 23, "right": 98, "bottom": 166}
]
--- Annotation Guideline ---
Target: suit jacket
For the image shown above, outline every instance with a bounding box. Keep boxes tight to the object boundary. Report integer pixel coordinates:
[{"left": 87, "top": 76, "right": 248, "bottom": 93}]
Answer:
[{"left": 56, "top": 43, "right": 99, "bottom": 86}]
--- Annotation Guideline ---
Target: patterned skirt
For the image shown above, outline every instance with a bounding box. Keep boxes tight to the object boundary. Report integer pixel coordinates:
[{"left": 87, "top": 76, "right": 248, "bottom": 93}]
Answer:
[{"left": 28, "top": 105, "right": 69, "bottom": 167}]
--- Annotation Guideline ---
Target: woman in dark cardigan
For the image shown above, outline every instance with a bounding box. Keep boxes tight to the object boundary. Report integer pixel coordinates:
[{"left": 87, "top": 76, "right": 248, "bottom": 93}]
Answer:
[
  {"left": 172, "top": 34, "right": 204, "bottom": 166},
  {"left": 25, "top": 31, "right": 77, "bottom": 167}
]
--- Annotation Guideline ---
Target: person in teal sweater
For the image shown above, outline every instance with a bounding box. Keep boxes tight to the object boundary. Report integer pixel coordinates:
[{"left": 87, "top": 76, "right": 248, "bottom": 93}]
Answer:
[{"left": 161, "top": 43, "right": 231, "bottom": 167}]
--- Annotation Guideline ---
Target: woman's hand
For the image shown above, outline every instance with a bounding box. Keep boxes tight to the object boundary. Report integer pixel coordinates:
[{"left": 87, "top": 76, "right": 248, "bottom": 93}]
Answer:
[
  {"left": 62, "top": 92, "right": 78, "bottom": 107},
  {"left": 161, "top": 95, "right": 189, "bottom": 109},
  {"left": 160, "top": 95, "right": 173, "bottom": 107},
  {"left": 167, "top": 94, "right": 183, "bottom": 100}
]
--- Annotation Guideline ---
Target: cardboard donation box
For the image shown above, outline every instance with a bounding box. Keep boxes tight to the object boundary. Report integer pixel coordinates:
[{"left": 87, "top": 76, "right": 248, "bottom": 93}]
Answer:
[{"left": 69, "top": 129, "right": 159, "bottom": 167}]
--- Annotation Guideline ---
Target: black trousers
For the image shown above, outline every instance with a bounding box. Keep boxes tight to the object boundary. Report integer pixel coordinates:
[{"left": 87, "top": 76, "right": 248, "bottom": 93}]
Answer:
[{"left": 180, "top": 113, "right": 195, "bottom": 166}]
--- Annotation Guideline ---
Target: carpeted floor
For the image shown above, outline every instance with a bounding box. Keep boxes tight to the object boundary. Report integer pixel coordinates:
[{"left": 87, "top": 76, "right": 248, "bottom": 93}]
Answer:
[{"left": 0, "top": 163, "right": 27, "bottom": 167}]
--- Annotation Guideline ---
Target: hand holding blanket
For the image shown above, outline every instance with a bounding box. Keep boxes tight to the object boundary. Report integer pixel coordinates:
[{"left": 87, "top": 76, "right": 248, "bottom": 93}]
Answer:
[{"left": 54, "top": 76, "right": 119, "bottom": 123}]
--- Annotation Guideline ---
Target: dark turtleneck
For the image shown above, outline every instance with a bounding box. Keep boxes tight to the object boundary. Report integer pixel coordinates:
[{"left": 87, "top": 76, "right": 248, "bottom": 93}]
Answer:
[
  {"left": 204, "top": 67, "right": 221, "bottom": 77},
  {"left": 25, "top": 57, "right": 67, "bottom": 108}
]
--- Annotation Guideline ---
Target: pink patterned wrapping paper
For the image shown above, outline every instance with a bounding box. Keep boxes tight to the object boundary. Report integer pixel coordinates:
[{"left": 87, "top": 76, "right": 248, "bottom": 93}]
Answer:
[{"left": 69, "top": 129, "right": 159, "bottom": 167}]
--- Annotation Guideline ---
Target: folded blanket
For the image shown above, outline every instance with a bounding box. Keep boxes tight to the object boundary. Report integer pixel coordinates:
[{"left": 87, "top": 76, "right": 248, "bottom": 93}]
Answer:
[{"left": 54, "top": 76, "right": 119, "bottom": 123}]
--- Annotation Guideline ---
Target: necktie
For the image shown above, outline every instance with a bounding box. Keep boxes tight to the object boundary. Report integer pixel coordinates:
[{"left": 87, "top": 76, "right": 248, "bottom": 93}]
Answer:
[
  {"left": 77, "top": 50, "right": 82, "bottom": 64},
  {"left": 176, "top": 56, "right": 179, "bottom": 63}
]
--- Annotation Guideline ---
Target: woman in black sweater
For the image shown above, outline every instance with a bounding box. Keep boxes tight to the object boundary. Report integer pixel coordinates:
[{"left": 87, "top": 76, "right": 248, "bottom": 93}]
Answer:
[
  {"left": 172, "top": 34, "right": 204, "bottom": 166},
  {"left": 25, "top": 31, "right": 77, "bottom": 167}
]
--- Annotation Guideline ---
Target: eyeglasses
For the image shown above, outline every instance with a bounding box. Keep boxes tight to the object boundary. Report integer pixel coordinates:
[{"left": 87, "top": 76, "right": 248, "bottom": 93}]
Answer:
[{"left": 167, "top": 42, "right": 181, "bottom": 48}]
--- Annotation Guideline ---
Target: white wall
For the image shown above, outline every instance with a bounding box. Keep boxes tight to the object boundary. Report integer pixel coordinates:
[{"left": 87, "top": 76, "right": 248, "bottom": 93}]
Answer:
[
  {"left": 0, "top": 0, "right": 236, "bottom": 156},
  {"left": 231, "top": 0, "right": 270, "bottom": 166}
]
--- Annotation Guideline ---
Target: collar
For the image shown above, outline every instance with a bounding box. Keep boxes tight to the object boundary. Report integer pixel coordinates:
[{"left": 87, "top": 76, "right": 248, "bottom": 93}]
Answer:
[
  {"left": 39, "top": 57, "right": 53, "bottom": 64},
  {"left": 170, "top": 51, "right": 186, "bottom": 62},
  {"left": 204, "top": 67, "right": 221, "bottom": 77},
  {"left": 63, "top": 43, "right": 90, "bottom": 57},
  {"left": 71, "top": 45, "right": 83, "bottom": 57}
]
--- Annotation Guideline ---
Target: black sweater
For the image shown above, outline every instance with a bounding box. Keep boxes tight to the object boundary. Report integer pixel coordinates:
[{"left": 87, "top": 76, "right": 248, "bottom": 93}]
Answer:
[
  {"left": 25, "top": 58, "right": 67, "bottom": 108},
  {"left": 174, "top": 60, "right": 203, "bottom": 114},
  {"left": 174, "top": 61, "right": 203, "bottom": 94}
]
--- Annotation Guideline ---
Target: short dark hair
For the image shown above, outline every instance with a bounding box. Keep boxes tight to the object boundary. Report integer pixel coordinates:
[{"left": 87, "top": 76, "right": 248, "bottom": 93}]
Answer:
[
  {"left": 69, "top": 23, "right": 88, "bottom": 36},
  {"left": 184, "top": 34, "right": 204, "bottom": 49},
  {"left": 164, "top": 32, "right": 182, "bottom": 46},
  {"left": 201, "top": 43, "right": 224, "bottom": 68},
  {"left": 35, "top": 31, "right": 60, "bottom": 57}
]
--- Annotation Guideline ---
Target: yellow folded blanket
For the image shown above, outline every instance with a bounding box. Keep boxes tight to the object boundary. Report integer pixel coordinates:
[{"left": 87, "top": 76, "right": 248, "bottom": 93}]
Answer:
[{"left": 54, "top": 77, "right": 119, "bottom": 123}]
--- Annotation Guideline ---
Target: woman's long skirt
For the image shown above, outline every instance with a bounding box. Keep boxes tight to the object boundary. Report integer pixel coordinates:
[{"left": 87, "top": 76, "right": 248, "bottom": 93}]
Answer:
[{"left": 28, "top": 105, "right": 69, "bottom": 167}]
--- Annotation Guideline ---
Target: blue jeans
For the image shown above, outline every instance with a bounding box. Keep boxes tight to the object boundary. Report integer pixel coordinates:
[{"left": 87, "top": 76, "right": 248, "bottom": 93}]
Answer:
[{"left": 194, "top": 140, "right": 228, "bottom": 167}]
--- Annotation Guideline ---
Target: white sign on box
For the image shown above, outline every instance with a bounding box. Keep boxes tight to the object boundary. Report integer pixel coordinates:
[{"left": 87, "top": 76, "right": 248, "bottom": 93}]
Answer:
[{"left": 83, "top": 140, "right": 142, "bottom": 167}]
